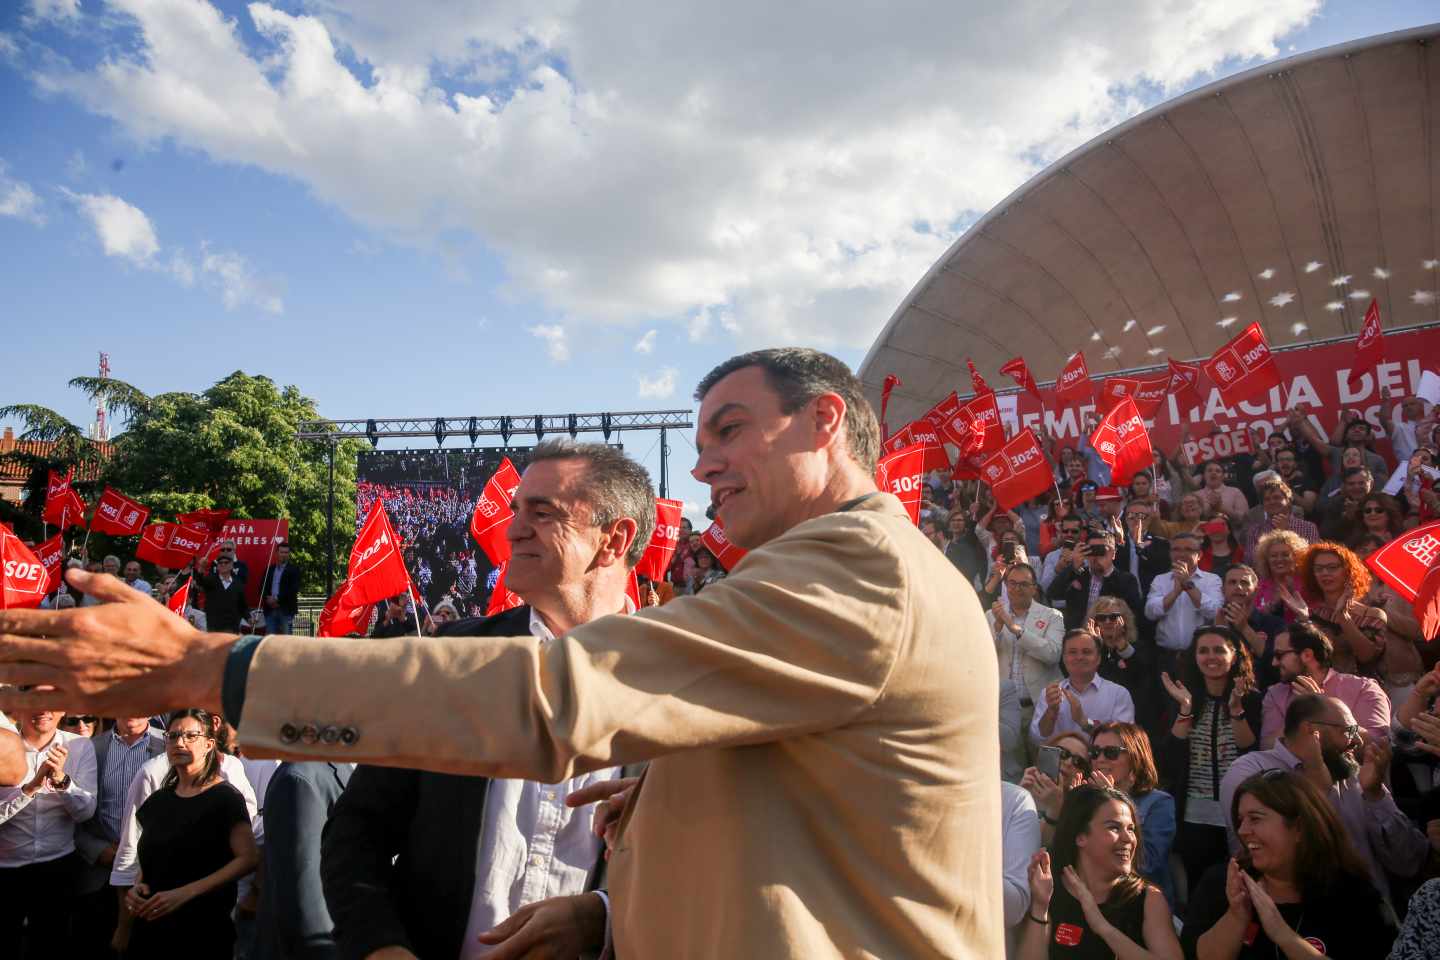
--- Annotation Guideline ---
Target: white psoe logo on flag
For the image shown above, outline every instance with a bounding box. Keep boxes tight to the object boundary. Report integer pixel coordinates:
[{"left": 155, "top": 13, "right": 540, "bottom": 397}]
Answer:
[{"left": 1403, "top": 534, "right": 1440, "bottom": 567}]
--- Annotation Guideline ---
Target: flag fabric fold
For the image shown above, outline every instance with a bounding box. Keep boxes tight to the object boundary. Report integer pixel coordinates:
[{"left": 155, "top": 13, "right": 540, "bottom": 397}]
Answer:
[
  {"left": 470, "top": 458, "right": 522, "bottom": 565},
  {"left": 1348, "top": 298, "right": 1384, "bottom": 389},
  {"left": 1364, "top": 521, "right": 1440, "bottom": 603},
  {"left": 0, "top": 527, "right": 48, "bottom": 609},
  {"left": 700, "top": 521, "right": 748, "bottom": 571},
  {"left": 1054, "top": 353, "right": 1094, "bottom": 408},
  {"left": 1088, "top": 397, "right": 1154, "bottom": 486},
  {"left": 1000, "top": 357, "right": 1044, "bottom": 402},
  {"left": 89, "top": 487, "right": 150, "bottom": 536},
  {"left": 1202, "top": 322, "right": 1281, "bottom": 407},
  {"left": 979, "top": 431, "right": 1054, "bottom": 511}
]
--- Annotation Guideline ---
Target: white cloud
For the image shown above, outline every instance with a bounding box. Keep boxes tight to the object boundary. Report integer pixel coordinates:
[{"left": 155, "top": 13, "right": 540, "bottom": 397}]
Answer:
[
  {"left": 528, "top": 323, "right": 569, "bottom": 362},
  {"left": 0, "top": 163, "right": 44, "bottom": 225},
  {"left": 64, "top": 189, "right": 159, "bottom": 263},
  {"left": 24, "top": 0, "right": 81, "bottom": 25},
  {"left": 27, "top": 0, "right": 1319, "bottom": 346},
  {"left": 634, "top": 329, "right": 657, "bottom": 354},
  {"left": 200, "top": 243, "right": 284, "bottom": 313},
  {"left": 637, "top": 366, "right": 678, "bottom": 399}
]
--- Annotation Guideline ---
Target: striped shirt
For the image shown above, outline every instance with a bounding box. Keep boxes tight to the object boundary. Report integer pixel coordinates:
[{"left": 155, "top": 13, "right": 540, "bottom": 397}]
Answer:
[
  {"left": 1185, "top": 698, "right": 1238, "bottom": 827},
  {"left": 97, "top": 729, "right": 162, "bottom": 843}
]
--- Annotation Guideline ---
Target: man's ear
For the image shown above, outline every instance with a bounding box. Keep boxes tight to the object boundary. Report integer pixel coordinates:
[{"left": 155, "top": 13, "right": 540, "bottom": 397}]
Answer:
[
  {"left": 597, "top": 517, "right": 640, "bottom": 568},
  {"left": 811, "top": 392, "right": 846, "bottom": 452}
]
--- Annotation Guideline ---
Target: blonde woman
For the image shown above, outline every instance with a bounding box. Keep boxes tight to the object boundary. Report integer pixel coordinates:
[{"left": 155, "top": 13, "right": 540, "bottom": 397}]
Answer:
[{"left": 1251, "top": 529, "right": 1310, "bottom": 624}]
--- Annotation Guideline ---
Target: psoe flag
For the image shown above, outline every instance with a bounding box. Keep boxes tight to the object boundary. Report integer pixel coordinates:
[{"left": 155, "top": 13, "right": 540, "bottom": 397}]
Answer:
[
  {"left": 89, "top": 487, "right": 150, "bottom": 536},
  {"left": 470, "top": 458, "right": 522, "bottom": 565},
  {"left": 979, "top": 431, "right": 1053, "bottom": 511},
  {"left": 347, "top": 502, "right": 413, "bottom": 607},
  {"left": 1089, "top": 397, "right": 1153, "bottom": 486},
  {"left": 1202, "top": 322, "right": 1281, "bottom": 407},
  {"left": 1, "top": 527, "right": 48, "bottom": 610},
  {"left": 700, "top": 519, "right": 748, "bottom": 572},
  {"left": 1364, "top": 521, "right": 1440, "bottom": 603}
]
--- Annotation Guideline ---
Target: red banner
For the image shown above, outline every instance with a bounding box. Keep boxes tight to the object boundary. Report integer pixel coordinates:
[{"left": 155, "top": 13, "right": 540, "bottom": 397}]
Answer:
[
  {"left": 968, "top": 359, "right": 993, "bottom": 396},
  {"left": 1349, "top": 299, "right": 1384, "bottom": 389},
  {"left": 920, "top": 391, "right": 961, "bottom": 432},
  {"left": 166, "top": 578, "right": 191, "bottom": 618},
  {"left": 177, "top": 508, "right": 233, "bottom": 534},
  {"left": 470, "top": 457, "right": 521, "bottom": 565},
  {"left": 882, "top": 422, "right": 914, "bottom": 456},
  {"left": 875, "top": 442, "right": 931, "bottom": 524},
  {"left": 32, "top": 534, "right": 65, "bottom": 596},
  {"left": 880, "top": 374, "right": 902, "bottom": 439},
  {"left": 980, "top": 431, "right": 1054, "bottom": 510},
  {"left": 1365, "top": 521, "right": 1440, "bottom": 603},
  {"left": 943, "top": 391, "right": 1005, "bottom": 458},
  {"left": 1000, "top": 357, "right": 1044, "bottom": 402},
  {"left": 1097, "top": 372, "right": 1170, "bottom": 418},
  {"left": 214, "top": 519, "right": 289, "bottom": 609},
  {"left": 1054, "top": 352, "right": 1095, "bottom": 407},
  {"left": 1203, "top": 322, "right": 1281, "bottom": 407},
  {"left": 699, "top": 520, "right": 748, "bottom": 571},
  {"left": 347, "top": 503, "right": 413, "bottom": 607},
  {"left": 485, "top": 560, "right": 525, "bottom": 615},
  {"left": 89, "top": 487, "right": 150, "bottom": 536},
  {"left": 43, "top": 487, "right": 85, "bottom": 530},
  {"left": 0, "top": 527, "right": 48, "bottom": 609},
  {"left": 636, "top": 498, "right": 684, "bottom": 582},
  {"left": 1090, "top": 397, "right": 1153, "bottom": 486},
  {"left": 317, "top": 579, "right": 373, "bottom": 637},
  {"left": 136, "top": 522, "right": 211, "bottom": 569},
  {"left": 1166, "top": 358, "right": 1204, "bottom": 413}
]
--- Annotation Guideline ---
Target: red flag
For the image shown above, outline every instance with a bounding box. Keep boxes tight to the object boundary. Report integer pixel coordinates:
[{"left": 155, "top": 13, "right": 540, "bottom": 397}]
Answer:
[
  {"left": 1166, "top": 358, "right": 1204, "bottom": 412},
  {"left": 137, "top": 522, "right": 211, "bottom": 569},
  {"left": 0, "top": 526, "right": 48, "bottom": 609},
  {"left": 166, "top": 578, "right": 191, "bottom": 618},
  {"left": 942, "top": 392, "right": 1004, "bottom": 456},
  {"left": 882, "top": 422, "right": 914, "bottom": 456},
  {"left": 346, "top": 502, "right": 413, "bottom": 607},
  {"left": 470, "top": 457, "right": 522, "bottom": 565},
  {"left": 43, "top": 488, "right": 86, "bottom": 530},
  {"left": 895, "top": 420, "right": 953, "bottom": 476},
  {"left": 485, "top": 560, "right": 524, "bottom": 615},
  {"left": 880, "top": 374, "right": 902, "bottom": 439},
  {"left": 1054, "top": 353, "right": 1095, "bottom": 408},
  {"left": 980, "top": 431, "right": 1054, "bottom": 511},
  {"left": 874, "top": 442, "right": 930, "bottom": 525},
  {"left": 1364, "top": 521, "right": 1440, "bottom": 602},
  {"left": 317, "top": 580, "right": 372, "bottom": 637},
  {"left": 31, "top": 534, "right": 65, "bottom": 595},
  {"left": 920, "top": 392, "right": 961, "bottom": 432},
  {"left": 1089, "top": 397, "right": 1154, "bottom": 486},
  {"left": 1347, "top": 299, "right": 1384, "bottom": 389},
  {"left": 699, "top": 520, "right": 748, "bottom": 571},
  {"left": 176, "top": 508, "right": 232, "bottom": 534},
  {"left": 1202, "top": 322, "right": 1281, "bottom": 407},
  {"left": 626, "top": 570, "right": 642, "bottom": 609},
  {"left": 636, "top": 498, "right": 684, "bottom": 582},
  {"left": 1096, "top": 372, "right": 1170, "bottom": 418},
  {"left": 967, "top": 359, "right": 993, "bottom": 396},
  {"left": 1000, "top": 357, "right": 1043, "bottom": 402},
  {"left": 1417, "top": 562, "right": 1440, "bottom": 642},
  {"left": 89, "top": 487, "right": 150, "bottom": 536}
]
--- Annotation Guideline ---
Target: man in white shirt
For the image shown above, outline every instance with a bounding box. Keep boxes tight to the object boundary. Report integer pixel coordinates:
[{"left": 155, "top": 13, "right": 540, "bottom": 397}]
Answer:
[
  {"left": 1144, "top": 530, "right": 1223, "bottom": 674},
  {"left": 0, "top": 708, "right": 98, "bottom": 957},
  {"left": 122, "top": 561, "right": 152, "bottom": 598},
  {"left": 1031, "top": 628, "right": 1135, "bottom": 741},
  {"left": 986, "top": 562, "right": 1063, "bottom": 765}
]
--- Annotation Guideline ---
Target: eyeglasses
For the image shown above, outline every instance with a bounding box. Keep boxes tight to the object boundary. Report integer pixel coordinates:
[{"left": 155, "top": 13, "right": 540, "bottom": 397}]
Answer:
[
  {"left": 1089, "top": 745, "right": 1129, "bottom": 760},
  {"left": 164, "top": 730, "right": 208, "bottom": 745},
  {"left": 1003, "top": 579, "right": 1035, "bottom": 590},
  {"left": 60, "top": 716, "right": 97, "bottom": 727},
  {"left": 217, "top": 559, "right": 233, "bottom": 565},
  {"left": 1311, "top": 720, "right": 1361, "bottom": 739},
  {"left": 1094, "top": 613, "right": 1125, "bottom": 623},
  {"left": 1057, "top": 748, "right": 1084, "bottom": 765},
  {"left": 1361, "top": 506, "right": 1387, "bottom": 515}
]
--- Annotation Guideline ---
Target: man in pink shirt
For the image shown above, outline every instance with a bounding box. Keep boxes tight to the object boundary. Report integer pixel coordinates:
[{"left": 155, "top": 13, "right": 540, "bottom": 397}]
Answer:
[{"left": 1260, "top": 620, "right": 1390, "bottom": 748}]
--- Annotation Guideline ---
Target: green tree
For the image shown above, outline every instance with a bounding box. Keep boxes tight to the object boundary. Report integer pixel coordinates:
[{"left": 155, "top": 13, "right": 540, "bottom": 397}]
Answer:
[{"left": 2, "top": 372, "right": 364, "bottom": 592}]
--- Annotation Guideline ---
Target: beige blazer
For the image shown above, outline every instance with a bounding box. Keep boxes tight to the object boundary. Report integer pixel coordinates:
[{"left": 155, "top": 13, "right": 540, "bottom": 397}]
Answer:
[{"left": 241, "top": 493, "right": 1003, "bottom": 959}]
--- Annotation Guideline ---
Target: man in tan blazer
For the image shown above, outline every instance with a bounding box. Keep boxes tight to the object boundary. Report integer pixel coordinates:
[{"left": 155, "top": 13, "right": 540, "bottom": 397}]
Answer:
[{"left": 0, "top": 348, "right": 1003, "bottom": 959}]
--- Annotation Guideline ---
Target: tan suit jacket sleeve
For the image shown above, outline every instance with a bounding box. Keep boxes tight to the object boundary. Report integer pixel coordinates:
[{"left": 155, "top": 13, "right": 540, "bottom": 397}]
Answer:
[{"left": 239, "top": 508, "right": 909, "bottom": 780}]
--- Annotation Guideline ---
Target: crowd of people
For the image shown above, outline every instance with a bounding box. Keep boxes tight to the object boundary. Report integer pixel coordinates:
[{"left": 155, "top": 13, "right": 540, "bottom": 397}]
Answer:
[{"left": 3, "top": 362, "right": 1438, "bottom": 959}]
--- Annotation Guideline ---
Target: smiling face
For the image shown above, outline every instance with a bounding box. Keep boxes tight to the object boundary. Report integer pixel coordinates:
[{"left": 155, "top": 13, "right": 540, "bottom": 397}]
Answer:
[
  {"left": 1236, "top": 792, "right": 1300, "bottom": 878},
  {"left": 691, "top": 365, "right": 844, "bottom": 549},
  {"left": 1309, "top": 550, "right": 1348, "bottom": 596},
  {"left": 1194, "top": 631, "right": 1237, "bottom": 683},
  {"left": 1062, "top": 631, "right": 1100, "bottom": 683},
  {"left": 1266, "top": 540, "right": 1296, "bottom": 578},
  {"left": 1076, "top": 798, "right": 1138, "bottom": 875},
  {"left": 123, "top": 561, "right": 141, "bottom": 581},
  {"left": 1179, "top": 493, "right": 1203, "bottom": 521},
  {"left": 505, "top": 457, "right": 619, "bottom": 599},
  {"left": 1090, "top": 731, "right": 1134, "bottom": 791},
  {"left": 1054, "top": 735, "right": 1090, "bottom": 784},
  {"left": 23, "top": 711, "right": 62, "bottom": 738},
  {"left": 1261, "top": 484, "right": 1290, "bottom": 516}
]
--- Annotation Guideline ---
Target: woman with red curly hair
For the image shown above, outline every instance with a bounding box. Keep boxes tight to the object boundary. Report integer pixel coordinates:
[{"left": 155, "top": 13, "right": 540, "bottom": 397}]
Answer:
[{"left": 1300, "top": 542, "right": 1423, "bottom": 700}]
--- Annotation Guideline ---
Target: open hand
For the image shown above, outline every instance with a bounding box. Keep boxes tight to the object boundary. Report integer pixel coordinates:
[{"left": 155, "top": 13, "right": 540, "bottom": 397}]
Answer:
[
  {"left": 1160, "top": 672, "right": 1191, "bottom": 713},
  {"left": 567, "top": 775, "right": 640, "bottom": 858},
  {"left": 1028, "top": 850, "right": 1054, "bottom": 912},
  {"left": 1224, "top": 858, "right": 1253, "bottom": 920},
  {"left": 477, "top": 892, "right": 606, "bottom": 959},
  {"left": 1239, "top": 871, "right": 1290, "bottom": 943}
]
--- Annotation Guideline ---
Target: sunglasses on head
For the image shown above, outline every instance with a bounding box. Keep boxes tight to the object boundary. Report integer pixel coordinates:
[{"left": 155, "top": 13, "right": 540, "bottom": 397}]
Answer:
[{"left": 1089, "top": 745, "right": 1129, "bottom": 760}]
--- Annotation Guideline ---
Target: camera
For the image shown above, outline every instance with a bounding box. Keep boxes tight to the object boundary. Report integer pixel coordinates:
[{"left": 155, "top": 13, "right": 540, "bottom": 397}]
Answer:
[
  {"left": 1085, "top": 543, "right": 1109, "bottom": 557},
  {"left": 1000, "top": 543, "right": 1020, "bottom": 563}
]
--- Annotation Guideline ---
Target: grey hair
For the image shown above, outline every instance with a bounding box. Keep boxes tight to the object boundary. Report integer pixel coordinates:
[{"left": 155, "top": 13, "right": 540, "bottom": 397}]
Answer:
[
  {"left": 103, "top": 554, "right": 120, "bottom": 565},
  {"left": 526, "top": 438, "right": 657, "bottom": 567},
  {"left": 694, "top": 348, "right": 881, "bottom": 473}
]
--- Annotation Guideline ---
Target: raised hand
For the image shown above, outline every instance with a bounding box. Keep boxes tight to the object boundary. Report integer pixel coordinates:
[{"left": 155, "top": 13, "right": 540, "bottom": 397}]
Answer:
[
  {"left": 1228, "top": 676, "right": 1253, "bottom": 715},
  {"left": 1021, "top": 767, "right": 1063, "bottom": 817},
  {"left": 1358, "top": 737, "right": 1391, "bottom": 798},
  {"left": 1288, "top": 674, "right": 1323, "bottom": 697},
  {"left": 1160, "top": 672, "right": 1191, "bottom": 713},
  {"left": 1224, "top": 859, "right": 1253, "bottom": 920},
  {"left": 1027, "top": 850, "right": 1054, "bottom": 911},
  {"left": 1274, "top": 582, "right": 1309, "bottom": 619},
  {"left": 1239, "top": 871, "right": 1290, "bottom": 944},
  {"left": 1044, "top": 682, "right": 1063, "bottom": 711},
  {"left": 1410, "top": 712, "right": 1440, "bottom": 758},
  {"left": 1061, "top": 865, "right": 1103, "bottom": 926}
]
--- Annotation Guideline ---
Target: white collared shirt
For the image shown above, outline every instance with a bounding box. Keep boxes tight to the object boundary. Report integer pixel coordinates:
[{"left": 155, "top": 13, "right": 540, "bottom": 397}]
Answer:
[
  {"left": 1029, "top": 675, "right": 1135, "bottom": 742},
  {"left": 0, "top": 728, "right": 98, "bottom": 867},
  {"left": 1144, "top": 569, "right": 1224, "bottom": 651},
  {"left": 460, "top": 606, "right": 627, "bottom": 958}
]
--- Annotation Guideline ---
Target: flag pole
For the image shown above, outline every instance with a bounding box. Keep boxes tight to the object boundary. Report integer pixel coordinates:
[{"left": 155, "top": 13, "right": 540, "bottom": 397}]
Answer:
[{"left": 408, "top": 584, "right": 424, "bottom": 640}]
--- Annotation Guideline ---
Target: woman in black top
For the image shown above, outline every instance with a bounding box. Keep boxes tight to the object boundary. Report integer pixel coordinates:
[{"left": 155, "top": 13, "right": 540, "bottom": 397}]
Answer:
[
  {"left": 125, "top": 710, "right": 258, "bottom": 959},
  {"left": 1018, "top": 785, "right": 1181, "bottom": 960},
  {"left": 1182, "top": 770, "right": 1396, "bottom": 959}
]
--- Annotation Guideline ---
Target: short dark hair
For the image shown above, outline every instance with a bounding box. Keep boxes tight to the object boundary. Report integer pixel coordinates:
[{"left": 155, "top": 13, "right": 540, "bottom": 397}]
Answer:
[
  {"left": 162, "top": 709, "right": 222, "bottom": 791},
  {"left": 1171, "top": 531, "right": 1203, "bottom": 549},
  {"left": 1283, "top": 692, "right": 1330, "bottom": 737},
  {"left": 527, "top": 438, "right": 657, "bottom": 567},
  {"left": 1005, "top": 562, "right": 1037, "bottom": 583},
  {"left": 1062, "top": 628, "right": 1099, "bottom": 655},
  {"left": 1287, "top": 620, "right": 1334, "bottom": 669},
  {"left": 695, "top": 348, "right": 881, "bottom": 473},
  {"left": 1340, "top": 466, "right": 1372, "bottom": 483}
]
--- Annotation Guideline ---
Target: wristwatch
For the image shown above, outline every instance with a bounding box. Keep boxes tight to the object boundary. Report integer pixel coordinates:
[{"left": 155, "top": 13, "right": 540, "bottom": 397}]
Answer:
[{"left": 50, "top": 774, "right": 71, "bottom": 791}]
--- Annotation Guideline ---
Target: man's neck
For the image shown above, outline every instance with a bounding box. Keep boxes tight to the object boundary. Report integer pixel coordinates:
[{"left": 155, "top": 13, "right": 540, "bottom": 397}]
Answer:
[
  {"left": 1069, "top": 673, "right": 1096, "bottom": 692},
  {"left": 116, "top": 727, "right": 148, "bottom": 746},
  {"left": 530, "top": 575, "right": 630, "bottom": 637},
  {"left": 1091, "top": 563, "right": 1112, "bottom": 579},
  {"left": 22, "top": 728, "right": 56, "bottom": 750},
  {"left": 1306, "top": 666, "right": 1329, "bottom": 686},
  {"left": 1009, "top": 600, "right": 1031, "bottom": 618}
]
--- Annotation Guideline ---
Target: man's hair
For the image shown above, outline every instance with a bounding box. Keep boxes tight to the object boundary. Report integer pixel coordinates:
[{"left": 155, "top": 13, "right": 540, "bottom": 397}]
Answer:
[
  {"left": 527, "top": 438, "right": 657, "bottom": 567},
  {"left": 1171, "top": 531, "right": 1203, "bottom": 549},
  {"left": 1225, "top": 563, "right": 1258, "bottom": 587},
  {"left": 694, "top": 348, "right": 881, "bottom": 473},
  {"left": 1341, "top": 466, "right": 1372, "bottom": 483},
  {"left": 1286, "top": 619, "right": 1334, "bottom": 669},
  {"left": 1005, "top": 562, "right": 1037, "bottom": 583},
  {"left": 1283, "top": 692, "right": 1331, "bottom": 738},
  {"left": 103, "top": 554, "right": 120, "bottom": 565}
]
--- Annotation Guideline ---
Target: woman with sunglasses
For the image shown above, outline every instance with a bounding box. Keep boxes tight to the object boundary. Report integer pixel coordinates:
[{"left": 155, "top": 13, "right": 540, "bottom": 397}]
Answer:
[
  {"left": 1156, "top": 625, "right": 1261, "bottom": 899},
  {"left": 1018, "top": 785, "right": 1182, "bottom": 960},
  {"left": 1087, "top": 598, "right": 1156, "bottom": 727},
  {"left": 1021, "top": 732, "right": 1093, "bottom": 843},
  {"left": 58, "top": 714, "right": 98, "bottom": 739},
  {"left": 1343, "top": 491, "right": 1404, "bottom": 551},
  {"left": 1087, "top": 723, "right": 1176, "bottom": 910},
  {"left": 124, "top": 710, "right": 257, "bottom": 959},
  {"left": 1182, "top": 770, "right": 1395, "bottom": 959}
]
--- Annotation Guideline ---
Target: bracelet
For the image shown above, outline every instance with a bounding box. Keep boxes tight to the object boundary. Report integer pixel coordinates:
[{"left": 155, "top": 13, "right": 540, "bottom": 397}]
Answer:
[
  {"left": 1177, "top": 711, "right": 1194, "bottom": 720},
  {"left": 1026, "top": 911, "right": 1050, "bottom": 924},
  {"left": 1229, "top": 710, "right": 1246, "bottom": 720},
  {"left": 1038, "top": 810, "right": 1058, "bottom": 825}
]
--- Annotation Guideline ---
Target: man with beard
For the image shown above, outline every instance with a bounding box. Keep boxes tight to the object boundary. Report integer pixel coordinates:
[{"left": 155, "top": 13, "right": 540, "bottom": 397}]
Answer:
[
  {"left": 1258, "top": 621, "right": 1389, "bottom": 748},
  {"left": 1221, "top": 693, "right": 1427, "bottom": 909}
]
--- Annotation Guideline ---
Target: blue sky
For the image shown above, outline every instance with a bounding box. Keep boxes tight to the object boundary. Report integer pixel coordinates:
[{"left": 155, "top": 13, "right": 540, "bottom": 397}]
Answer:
[{"left": 2, "top": 0, "right": 1435, "bottom": 520}]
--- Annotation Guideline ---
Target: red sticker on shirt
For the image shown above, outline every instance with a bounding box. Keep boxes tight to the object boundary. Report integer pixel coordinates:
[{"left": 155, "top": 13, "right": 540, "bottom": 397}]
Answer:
[
  {"left": 1035, "top": 620, "right": 1046, "bottom": 629},
  {"left": 1054, "top": 923, "right": 1084, "bottom": 947},
  {"left": 1303, "top": 937, "right": 1326, "bottom": 954}
]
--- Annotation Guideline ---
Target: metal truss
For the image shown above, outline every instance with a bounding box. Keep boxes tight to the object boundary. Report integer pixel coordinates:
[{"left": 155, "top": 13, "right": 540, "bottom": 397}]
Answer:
[{"left": 296, "top": 409, "right": 693, "bottom": 445}]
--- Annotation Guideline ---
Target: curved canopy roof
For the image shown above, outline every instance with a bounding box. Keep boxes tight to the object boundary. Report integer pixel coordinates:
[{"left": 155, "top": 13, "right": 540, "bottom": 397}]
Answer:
[{"left": 859, "top": 24, "right": 1440, "bottom": 427}]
